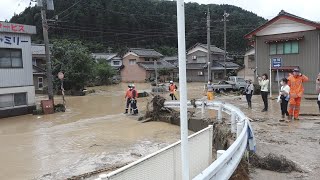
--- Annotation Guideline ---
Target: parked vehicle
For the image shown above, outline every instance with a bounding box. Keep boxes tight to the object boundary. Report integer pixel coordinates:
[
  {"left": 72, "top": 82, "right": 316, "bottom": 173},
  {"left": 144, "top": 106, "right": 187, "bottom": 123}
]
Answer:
[{"left": 226, "top": 76, "right": 247, "bottom": 91}]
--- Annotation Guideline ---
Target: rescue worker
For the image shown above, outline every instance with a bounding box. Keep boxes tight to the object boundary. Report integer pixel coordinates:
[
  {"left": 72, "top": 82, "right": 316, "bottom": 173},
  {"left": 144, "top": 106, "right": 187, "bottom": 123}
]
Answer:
[
  {"left": 130, "top": 84, "right": 139, "bottom": 115},
  {"left": 206, "top": 80, "right": 215, "bottom": 101},
  {"left": 169, "top": 81, "right": 178, "bottom": 100},
  {"left": 124, "top": 84, "right": 132, "bottom": 114},
  {"left": 287, "top": 68, "right": 309, "bottom": 120}
]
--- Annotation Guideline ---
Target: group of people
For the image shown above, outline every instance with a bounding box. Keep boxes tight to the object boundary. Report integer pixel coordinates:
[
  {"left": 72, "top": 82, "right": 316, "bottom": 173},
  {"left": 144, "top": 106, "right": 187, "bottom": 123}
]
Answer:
[
  {"left": 124, "top": 84, "right": 138, "bottom": 115},
  {"left": 245, "top": 68, "right": 312, "bottom": 122}
]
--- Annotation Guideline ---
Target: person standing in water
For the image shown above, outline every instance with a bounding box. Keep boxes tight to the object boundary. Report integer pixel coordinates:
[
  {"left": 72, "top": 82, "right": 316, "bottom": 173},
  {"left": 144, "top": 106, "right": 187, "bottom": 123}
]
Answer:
[
  {"left": 206, "top": 80, "right": 215, "bottom": 101},
  {"left": 169, "top": 81, "right": 178, "bottom": 100},
  {"left": 245, "top": 79, "right": 254, "bottom": 109},
  {"left": 124, "top": 84, "right": 132, "bottom": 114},
  {"left": 258, "top": 73, "right": 269, "bottom": 112},
  {"left": 130, "top": 84, "right": 139, "bottom": 115}
]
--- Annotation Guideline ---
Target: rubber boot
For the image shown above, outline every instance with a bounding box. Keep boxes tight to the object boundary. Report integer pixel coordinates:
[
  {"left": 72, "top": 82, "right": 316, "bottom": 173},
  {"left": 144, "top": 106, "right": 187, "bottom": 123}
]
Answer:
[{"left": 124, "top": 109, "right": 128, "bottom": 114}]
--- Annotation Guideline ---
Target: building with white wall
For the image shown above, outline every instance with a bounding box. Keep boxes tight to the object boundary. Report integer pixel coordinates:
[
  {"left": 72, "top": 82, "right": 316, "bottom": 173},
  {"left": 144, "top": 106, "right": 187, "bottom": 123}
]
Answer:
[{"left": 0, "top": 22, "right": 37, "bottom": 118}]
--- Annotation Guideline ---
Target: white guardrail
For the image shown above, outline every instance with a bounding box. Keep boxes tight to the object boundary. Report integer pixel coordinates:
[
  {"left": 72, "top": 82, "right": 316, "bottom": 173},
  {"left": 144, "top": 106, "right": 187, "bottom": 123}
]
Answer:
[{"left": 96, "top": 100, "right": 254, "bottom": 180}]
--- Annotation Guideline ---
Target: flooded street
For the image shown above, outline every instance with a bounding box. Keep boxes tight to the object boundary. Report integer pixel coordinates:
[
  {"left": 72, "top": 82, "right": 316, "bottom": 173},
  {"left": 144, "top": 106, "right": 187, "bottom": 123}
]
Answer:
[{"left": 0, "top": 83, "right": 182, "bottom": 180}]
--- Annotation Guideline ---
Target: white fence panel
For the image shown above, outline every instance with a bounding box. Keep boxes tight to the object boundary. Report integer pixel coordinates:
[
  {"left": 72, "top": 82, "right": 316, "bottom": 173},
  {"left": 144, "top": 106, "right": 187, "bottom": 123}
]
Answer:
[{"left": 105, "top": 125, "right": 213, "bottom": 180}]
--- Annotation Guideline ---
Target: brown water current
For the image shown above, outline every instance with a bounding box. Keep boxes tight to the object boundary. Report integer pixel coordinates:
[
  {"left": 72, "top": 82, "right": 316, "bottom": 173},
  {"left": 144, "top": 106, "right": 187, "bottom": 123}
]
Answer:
[{"left": 0, "top": 83, "right": 182, "bottom": 180}]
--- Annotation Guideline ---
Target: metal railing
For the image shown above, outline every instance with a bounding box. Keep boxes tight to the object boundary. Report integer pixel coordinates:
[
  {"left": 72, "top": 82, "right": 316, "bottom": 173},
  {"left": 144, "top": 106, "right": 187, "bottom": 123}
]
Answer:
[
  {"left": 165, "top": 100, "right": 253, "bottom": 180},
  {"left": 96, "top": 100, "right": 254, "bottom": 180},
  {"left": 96, "top": 125, "right": 213, "bottom": 180}
]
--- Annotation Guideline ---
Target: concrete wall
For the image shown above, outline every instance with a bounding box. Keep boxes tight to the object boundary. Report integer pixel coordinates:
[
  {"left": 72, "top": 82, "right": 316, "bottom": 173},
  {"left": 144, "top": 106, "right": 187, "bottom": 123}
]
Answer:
[
  {"left": 121, "top": 54, "right": 147, "bottom": 82},
  {"left": 0, "top": 86, "right": 35, "bottom": 107},
  {"left": 256, "top": 30, "right": 320, "bottom": 94},
  {"left": 237, "top": 55, "right": 255, "bottom": 80}
]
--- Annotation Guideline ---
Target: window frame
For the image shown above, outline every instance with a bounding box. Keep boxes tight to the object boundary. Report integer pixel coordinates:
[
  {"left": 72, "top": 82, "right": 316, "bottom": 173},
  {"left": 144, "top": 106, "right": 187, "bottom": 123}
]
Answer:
[
  {"left": 269, "top": 41, "right": 299, "bottom": 55},
  {"left": 0, "top": 92, "right": 27, "bottom": 109},
  {"left": 38, "top": 77, "right": 44, "bottom": 89},
  {"left": 0, "top": 48, "right": 23, "bottom": 68},
  {"left": 113, "top": 61, "right": 120, "bottom": 66},
  {"left": 129, "top": 59, "right": 136, "bottom": 65}
]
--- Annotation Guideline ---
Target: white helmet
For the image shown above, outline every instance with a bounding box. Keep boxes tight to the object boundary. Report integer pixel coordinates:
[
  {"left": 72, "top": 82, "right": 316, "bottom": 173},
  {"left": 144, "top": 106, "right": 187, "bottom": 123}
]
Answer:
[
  {"left": 131, "top": 84, "right": 135, "bottom": 87},
  {"left": 170, "top": 81, "right": 173, "bottom": 84}
]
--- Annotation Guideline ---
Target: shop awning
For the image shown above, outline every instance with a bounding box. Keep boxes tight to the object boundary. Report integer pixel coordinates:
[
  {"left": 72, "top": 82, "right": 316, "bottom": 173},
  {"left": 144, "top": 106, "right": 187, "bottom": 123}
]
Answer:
[
  {"left": 271, "top": 66, "right": 299, "bottom": 71},
  {"left": 265, "top": 36, "right": 304, "bottom": 43}
]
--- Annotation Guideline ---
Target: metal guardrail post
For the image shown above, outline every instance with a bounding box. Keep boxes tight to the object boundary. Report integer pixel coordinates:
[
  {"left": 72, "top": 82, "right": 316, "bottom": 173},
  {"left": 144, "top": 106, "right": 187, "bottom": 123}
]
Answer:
[
  {"left": 217, "top": 150, "right": 226, "bottom": 158},
  {"left": 201, "top": 101, "right": 205, "bottom": 119},
  {"left": 236, "top": 121, "right": 244, "bottom": 138},
  {"left": 217, "top": 104, "right": 223, "bottom": 123},
  {"left": 231, "top": 111, "right": 236, "bottom": 134},
  {"left": 208, "top": 125, "right": 213, "bottom": 164}
]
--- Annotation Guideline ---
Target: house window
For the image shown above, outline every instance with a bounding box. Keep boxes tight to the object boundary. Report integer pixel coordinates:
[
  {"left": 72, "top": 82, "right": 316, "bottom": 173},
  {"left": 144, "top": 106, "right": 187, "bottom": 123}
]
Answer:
[
  {"left": 0, "top": 93, "right": 27, "bottom": 108},
  {"left": 32, "top": 59, "right": 37, "bottom": 66},
  {"left": 192, "top": 56, "right": 197, "bottom": 60},
  {"left": 14, "top": 93, "right": 27, "bottom": 106},
  {"left": 38, "top": 77, "right": 44, "bottom": 89},
  {"left": 269, "top": 41, "right": 299, "bottom": 55},
  {"left": 197, "top": 71, "right": 203, "bottom": 76},
  {"left": 129, "top": 59, "right": 136, "bottom": 65},
  {"left": 113, "top": 61, "right": 120, "bottom": 66},
  {"left": 0, "top": 48, "right": 23, "bottom": 68}
]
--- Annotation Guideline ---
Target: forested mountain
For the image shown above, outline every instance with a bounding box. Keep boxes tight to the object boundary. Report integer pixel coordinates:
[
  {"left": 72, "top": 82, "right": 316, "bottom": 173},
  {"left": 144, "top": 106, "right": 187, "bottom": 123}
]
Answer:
[{"left": 10, "top": 0, "right": 266, "bottom": 54}]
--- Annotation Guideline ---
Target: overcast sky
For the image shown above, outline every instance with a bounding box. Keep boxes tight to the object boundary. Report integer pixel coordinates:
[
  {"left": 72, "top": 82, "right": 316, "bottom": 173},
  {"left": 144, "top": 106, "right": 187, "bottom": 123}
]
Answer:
[{"left": 1, "top": 0, "right": 320, "bottom": 22}]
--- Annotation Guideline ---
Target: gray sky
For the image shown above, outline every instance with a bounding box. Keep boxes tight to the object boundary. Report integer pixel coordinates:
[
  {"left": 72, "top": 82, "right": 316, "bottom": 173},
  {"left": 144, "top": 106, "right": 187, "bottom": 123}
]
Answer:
[{"left": 1, "top": 0, "right": 320, "bottom": 22}]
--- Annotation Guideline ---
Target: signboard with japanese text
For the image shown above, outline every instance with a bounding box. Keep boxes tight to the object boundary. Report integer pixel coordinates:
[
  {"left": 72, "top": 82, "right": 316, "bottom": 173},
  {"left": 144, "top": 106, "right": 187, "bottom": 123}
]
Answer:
[
  {"left": 272, "top": 57, "right": 282, "bottom": 68},
  {"left": 0, "top": 35, "right": 29, "bottom": 46},
  {"left": 0, "top": 22, "right": 36, "bottom": 35}
]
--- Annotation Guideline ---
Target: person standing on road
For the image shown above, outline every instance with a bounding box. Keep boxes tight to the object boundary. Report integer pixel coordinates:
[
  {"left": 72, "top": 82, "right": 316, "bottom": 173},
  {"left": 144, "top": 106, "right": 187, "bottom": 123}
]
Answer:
[
  {"left": 124, "top": 84, "right": 132, "bottom": 114},
  {"left": 287, "top": 68, "right": 309, "bottom": 120},
  {"left": 258, "top": 73, "right": 269, "bottom": 112},
  {"left": 130, "top": 84, "right": 139, "bottom": 115},
  {"left": 245, "top": 79, "right": 254, "bottom": 109},
  {"left": 206, "top": 80, "right": 215, "bottom": 101},
  {"left": 169, "top": 81, "right": 178, "bottom": 100},
  {"left": 279, "top": 78, "right": 290, "bottom": 122},
  {"left": 316, "top": 73, "right": 320, "bottom": 112}
]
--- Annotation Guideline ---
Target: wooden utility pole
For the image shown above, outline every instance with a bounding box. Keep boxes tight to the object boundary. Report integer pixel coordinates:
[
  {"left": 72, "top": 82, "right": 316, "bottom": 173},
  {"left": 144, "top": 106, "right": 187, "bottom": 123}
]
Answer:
[
  {"left": 40, "top": 0, "right": 54, "bottom": 100},
  {"left": 207, "top": 7, "right": 211, "bottom": 81},
  {"left": 223, "top": 11, "right": 229, "bottom": 79}
]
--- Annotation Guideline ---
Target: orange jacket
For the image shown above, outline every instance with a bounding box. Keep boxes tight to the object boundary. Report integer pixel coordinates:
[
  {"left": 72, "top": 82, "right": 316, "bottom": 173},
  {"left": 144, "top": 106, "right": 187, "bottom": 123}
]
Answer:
[
  {"left": 288, "top": 74, "right": 309, "bottom": 98},
  {"left": 125, "top": 88, "right": 132, "bottom": 99},
  {"left": 131, "top": 89, "right": 138, "bottom": 99},
  {"left": 169, "top": 84, "right": 177, "bottom": 94}
]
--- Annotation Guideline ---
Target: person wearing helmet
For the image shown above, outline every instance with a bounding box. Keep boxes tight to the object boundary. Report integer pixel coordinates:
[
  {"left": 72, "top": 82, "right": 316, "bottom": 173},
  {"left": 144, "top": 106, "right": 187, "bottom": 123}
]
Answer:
[
  {"left": 287, "top": 68, "right": 309, "bottom": 120},
  {"left": 124, "top": 84, "right": 133, "bottom": 114},
  {"left": 205, "top": 80, "right": 215, "bottom": 101},
  {"left": 169, "top": 81, "right": 178, "bottom": 100},
  {"left": 130, "top": 84, "right": 139, "bottom": 115}
]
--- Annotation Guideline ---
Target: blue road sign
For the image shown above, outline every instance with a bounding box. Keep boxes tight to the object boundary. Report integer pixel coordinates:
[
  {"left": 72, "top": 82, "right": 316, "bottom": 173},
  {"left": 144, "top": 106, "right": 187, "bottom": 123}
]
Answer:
[{"left": 272, "top": 58, "right": 282, "bottom": 68}]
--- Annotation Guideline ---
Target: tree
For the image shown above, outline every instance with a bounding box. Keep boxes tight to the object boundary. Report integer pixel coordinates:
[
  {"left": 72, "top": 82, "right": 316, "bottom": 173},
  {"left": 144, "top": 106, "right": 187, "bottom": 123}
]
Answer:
[
  {"left": 51, "top": 39, "right": 94, "bottom": 91},
  {"left": 94, "top": 60, "right": 116, "bottom": 85}
]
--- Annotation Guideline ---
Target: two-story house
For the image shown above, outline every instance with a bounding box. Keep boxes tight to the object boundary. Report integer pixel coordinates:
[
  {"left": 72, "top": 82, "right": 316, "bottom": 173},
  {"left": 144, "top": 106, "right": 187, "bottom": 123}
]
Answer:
[
  {"left": 237, "top": 48, "right": 255, "bottom": 81},
  {"left": 186, "top": 43, "right": 239, "bottom": 81},
  {"left": 245, "top": 10, "right": 320, "bottom": 94},
  {"left": 91, "top": 53, "right": 123, "bottom": 69},
  {"left": 32, "top": 44, "right": 47, "bottom": 93},
  {"left": 0, "top": 22, "right": 37, "bottom": 118},
  {"left": 121, "top": 48, "right": 176, "bottom": 82}
]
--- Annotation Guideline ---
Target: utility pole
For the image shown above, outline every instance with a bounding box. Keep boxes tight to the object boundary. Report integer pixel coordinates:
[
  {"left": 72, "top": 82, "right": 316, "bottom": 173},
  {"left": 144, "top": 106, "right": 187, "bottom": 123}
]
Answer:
[
  {"left": 40, "top": 0, "right": 54, "bottom": 100},
  {"left": 177, "top": 0, "right": 189, "bottom": 179},
  {"left": 207, "top": 7, "right": 211, "bottom": 81},
  {"left": 223, "top": 11, "right": 229, "bottom": 79}
]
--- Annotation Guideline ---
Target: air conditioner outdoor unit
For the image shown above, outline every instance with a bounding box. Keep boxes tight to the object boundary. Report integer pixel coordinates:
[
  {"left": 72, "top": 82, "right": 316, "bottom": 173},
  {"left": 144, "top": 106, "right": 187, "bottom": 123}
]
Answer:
[
  {"left": 198, "top": 71, "right": 203, "bottom": 76},
  {"left": 192, "top": 56, "right": 197, "bottom": 60}
]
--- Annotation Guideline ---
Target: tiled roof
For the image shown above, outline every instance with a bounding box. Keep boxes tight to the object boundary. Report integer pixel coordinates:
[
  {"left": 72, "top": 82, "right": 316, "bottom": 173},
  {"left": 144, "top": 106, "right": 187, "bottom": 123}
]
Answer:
[
  {"left": 129, "top": 48, "right": 163, "bottom": 58},
  {"left": 162, "top": 56, "right": 178, "bottom": 66},
  {"left": 91, "top": 53, "right": 118, "bottom": 61},
  {"left": 137, "top": 60, "right": 176, "bottom": 70},
  {"left": 186, "top": 63, "right": 206, "bottom": 70},
  {"left": 211, "top": 61, "right": 240, "bottom": 70},
  {"left": 198, "top": 43, "right": 225, "bottom": 54}
]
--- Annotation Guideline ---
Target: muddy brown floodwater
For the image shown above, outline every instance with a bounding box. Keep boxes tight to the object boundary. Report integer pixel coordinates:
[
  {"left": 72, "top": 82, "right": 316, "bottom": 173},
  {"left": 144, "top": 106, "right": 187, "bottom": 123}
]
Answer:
[{"left": 0, "top": 83, "right": 184, "bottom": 180}]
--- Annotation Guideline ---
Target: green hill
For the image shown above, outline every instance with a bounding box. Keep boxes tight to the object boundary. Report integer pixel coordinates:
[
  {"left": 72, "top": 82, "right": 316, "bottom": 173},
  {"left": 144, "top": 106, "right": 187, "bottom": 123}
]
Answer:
[{"left": 10, "top": 0, "right": 266, "bottom": 54}]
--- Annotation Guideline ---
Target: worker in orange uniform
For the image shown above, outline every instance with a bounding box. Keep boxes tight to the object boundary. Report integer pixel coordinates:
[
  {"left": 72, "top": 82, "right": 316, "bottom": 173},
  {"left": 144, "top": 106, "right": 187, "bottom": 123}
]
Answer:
[
  {"left": 124, "top": 84, "right": 132, "bottom": 114},
  {"left": 130, "top": 84, "right": 139, "bottom": 115},
  {"left": 205, "top": 80, "right": 215, "bottom": 101},
  {"left": 287, "top": 68, "right": 309, "bottom": 120},
  {"left": 169, "top": 81, "right": 178, "bottom": 100}
]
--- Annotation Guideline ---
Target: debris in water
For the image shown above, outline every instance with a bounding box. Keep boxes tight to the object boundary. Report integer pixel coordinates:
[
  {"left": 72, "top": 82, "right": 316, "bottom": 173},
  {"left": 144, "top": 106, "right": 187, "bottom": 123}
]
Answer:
[
  {"left": 250, "top": 153, "right": 303, "bottom": 173},
  {"left": 130, "top": 152, "right": 142, "bottom": 157}
]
